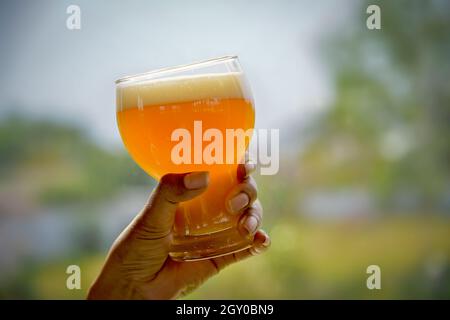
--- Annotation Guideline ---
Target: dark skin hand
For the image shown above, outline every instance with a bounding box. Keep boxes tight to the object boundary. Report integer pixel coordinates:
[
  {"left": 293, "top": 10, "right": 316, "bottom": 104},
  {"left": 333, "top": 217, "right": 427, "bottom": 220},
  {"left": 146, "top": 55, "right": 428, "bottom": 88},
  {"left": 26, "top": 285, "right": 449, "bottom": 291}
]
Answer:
[{"left": 87, "top": 162, "right": 270, "bottom": 299}]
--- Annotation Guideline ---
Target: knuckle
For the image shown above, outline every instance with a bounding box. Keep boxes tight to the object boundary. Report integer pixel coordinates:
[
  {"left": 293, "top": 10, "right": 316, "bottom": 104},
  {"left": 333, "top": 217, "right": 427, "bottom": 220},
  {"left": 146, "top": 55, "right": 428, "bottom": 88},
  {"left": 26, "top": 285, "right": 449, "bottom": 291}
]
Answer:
[
  {"left": 254, "top": 200, "right": 263, "bottom": 216},
  {"left": 244, "top": 181, "right": 258, "bottom": 200}
]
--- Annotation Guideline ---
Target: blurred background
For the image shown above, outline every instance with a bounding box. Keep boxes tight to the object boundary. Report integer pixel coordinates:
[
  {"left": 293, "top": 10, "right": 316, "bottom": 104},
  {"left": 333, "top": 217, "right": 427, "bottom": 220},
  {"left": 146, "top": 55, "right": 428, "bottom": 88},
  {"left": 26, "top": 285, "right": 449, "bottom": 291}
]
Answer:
[{"left": 0, "top": 0, "right": 449, "bottom": 299}]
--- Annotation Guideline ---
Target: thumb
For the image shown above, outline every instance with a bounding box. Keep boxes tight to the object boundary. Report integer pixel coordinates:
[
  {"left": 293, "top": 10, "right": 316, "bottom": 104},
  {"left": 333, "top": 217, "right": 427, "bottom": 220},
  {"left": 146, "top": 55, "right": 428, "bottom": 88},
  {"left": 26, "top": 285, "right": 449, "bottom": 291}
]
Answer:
[{"left": 134, "top": 171, "right": 209, "bottom": 239}]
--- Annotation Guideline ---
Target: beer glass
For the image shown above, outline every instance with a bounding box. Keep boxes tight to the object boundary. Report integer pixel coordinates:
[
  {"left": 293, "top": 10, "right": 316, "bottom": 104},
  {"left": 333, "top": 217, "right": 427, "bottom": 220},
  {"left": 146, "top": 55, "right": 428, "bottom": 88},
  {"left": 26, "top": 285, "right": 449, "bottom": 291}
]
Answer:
[{"left": 116, "top": 56, "right": 255, "bottom": 261}]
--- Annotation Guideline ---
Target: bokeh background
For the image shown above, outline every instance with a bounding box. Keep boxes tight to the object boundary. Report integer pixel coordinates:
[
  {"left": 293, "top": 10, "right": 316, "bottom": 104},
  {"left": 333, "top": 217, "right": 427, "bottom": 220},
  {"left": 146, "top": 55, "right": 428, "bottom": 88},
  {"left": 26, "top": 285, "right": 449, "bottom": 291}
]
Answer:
[{"left": 0, "top": 0, "right": 449, "bottom": 299}]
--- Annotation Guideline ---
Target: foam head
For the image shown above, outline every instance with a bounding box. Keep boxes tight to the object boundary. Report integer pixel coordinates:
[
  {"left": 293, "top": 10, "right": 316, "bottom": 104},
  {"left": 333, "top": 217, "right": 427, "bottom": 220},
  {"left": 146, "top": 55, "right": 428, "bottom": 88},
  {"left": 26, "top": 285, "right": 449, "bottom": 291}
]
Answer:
[{"left": 116, "top": 72, "right": 251, "bottom": 111}]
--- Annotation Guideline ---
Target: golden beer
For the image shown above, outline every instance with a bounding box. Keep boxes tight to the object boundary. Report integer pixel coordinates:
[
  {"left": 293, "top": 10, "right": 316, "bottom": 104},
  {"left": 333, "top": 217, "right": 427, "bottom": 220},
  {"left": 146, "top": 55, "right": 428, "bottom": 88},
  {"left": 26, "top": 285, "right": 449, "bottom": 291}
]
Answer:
[{"left": 116, "top": 57, "right": 255, "bottom": 260}]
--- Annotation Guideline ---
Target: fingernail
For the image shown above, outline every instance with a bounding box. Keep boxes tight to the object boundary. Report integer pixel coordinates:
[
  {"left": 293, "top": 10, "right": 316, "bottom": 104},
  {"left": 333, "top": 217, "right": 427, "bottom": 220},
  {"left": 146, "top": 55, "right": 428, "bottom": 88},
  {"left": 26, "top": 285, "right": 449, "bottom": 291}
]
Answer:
[
  {"left": 243, "top": 216, "right": 258, "bottom": 234},
  {"left": 228, "top": 193, "right": 249, "bottom": 213},
  {"left": 262, "top": 234, "right": 271, "bottom": 247},
  {"left": 184, "top": 172, "right": 209, "bottom": 190},
  {"left": 245, "top": 162, "right": 256, "bottom": 173}
]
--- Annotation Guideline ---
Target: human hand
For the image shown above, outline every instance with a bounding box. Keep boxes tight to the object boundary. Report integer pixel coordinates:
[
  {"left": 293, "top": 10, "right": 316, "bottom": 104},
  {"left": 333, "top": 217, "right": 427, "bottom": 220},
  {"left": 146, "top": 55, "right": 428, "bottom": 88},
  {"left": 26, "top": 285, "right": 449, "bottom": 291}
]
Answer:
[{"left": 87, "top": 163, "right": 270, "bottom": 299}]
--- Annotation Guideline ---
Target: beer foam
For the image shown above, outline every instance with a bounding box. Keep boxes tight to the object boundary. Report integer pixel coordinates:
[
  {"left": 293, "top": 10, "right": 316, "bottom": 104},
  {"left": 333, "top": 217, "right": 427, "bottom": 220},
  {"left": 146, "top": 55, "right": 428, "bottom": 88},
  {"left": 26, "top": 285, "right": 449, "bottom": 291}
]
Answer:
[{"left": 116, "top": 72, "right": 250, "bottom": 110}]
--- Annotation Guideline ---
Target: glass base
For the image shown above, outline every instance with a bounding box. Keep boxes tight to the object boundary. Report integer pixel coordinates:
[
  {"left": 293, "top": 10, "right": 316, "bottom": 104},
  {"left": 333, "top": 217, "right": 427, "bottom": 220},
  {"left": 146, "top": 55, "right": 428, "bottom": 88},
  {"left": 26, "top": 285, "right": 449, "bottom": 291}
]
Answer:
[{"left": 169, "top": 227, "right": 253, "bottom": 261}]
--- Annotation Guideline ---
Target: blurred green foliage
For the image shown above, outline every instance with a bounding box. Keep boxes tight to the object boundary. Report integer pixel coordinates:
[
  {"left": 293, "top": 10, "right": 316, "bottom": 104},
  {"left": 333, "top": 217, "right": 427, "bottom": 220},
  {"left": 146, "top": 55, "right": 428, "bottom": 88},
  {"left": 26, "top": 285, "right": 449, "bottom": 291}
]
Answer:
[
  {"left": 300, "top": 0, "right": 450, "bottom": 210},
  {"left": 0, "top": 115, "right": 152, "bottom": 205}
]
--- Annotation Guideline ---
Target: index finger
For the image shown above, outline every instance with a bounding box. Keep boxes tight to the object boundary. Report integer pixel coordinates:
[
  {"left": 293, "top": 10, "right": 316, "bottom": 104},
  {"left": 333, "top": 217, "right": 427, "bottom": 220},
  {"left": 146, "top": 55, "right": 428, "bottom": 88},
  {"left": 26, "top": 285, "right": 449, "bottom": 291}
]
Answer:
[{"left": 237, "top": 158, "right": 256, "bottom": 180}]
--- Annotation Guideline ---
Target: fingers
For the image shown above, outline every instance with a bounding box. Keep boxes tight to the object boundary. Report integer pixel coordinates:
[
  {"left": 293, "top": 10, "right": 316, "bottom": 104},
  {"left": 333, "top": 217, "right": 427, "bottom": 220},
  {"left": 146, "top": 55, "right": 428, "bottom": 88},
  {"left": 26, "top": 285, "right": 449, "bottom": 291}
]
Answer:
[
  {"left": 237, "top": 160, "right": 256, "bottom": 181},
  {"left": 160, "top": 172, "right": 209, "bottom": 203},
  {"left": 135, "top": 172, "right": 209, "bottom": 238},
  {"left": 210, "top": 230, "right": 270, "bottom": 271},
  {"left": 225, "top": 175, "right": 257, "bottom": 214},
  {"left": 237, "top": 200, "right": 263, "bottom": 236},
  {"left": 241, "top": 229, "right": 271, "bottom": 256}
]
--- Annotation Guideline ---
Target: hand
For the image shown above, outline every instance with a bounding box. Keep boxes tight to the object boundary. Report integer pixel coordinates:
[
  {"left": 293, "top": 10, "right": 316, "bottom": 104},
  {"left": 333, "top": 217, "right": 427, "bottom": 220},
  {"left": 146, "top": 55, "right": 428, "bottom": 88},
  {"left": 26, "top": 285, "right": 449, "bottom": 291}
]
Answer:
[{"left": 87, "top": 163, "right": 270, "bottom": 299}]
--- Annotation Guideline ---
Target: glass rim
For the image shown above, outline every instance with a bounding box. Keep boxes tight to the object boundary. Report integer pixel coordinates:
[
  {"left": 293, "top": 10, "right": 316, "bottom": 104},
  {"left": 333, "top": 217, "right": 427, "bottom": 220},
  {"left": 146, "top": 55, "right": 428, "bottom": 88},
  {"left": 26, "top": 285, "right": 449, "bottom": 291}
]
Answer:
[{"left": 115, "top": 55, "right": 238, "bottom": 85}]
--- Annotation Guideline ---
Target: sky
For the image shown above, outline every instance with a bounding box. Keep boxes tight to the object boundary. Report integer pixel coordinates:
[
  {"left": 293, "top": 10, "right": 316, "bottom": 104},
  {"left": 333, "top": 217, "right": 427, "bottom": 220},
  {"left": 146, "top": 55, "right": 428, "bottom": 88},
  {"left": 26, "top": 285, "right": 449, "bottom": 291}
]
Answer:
[{"left": 0, "top": 0, "right": 356, "bottom": 147}]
